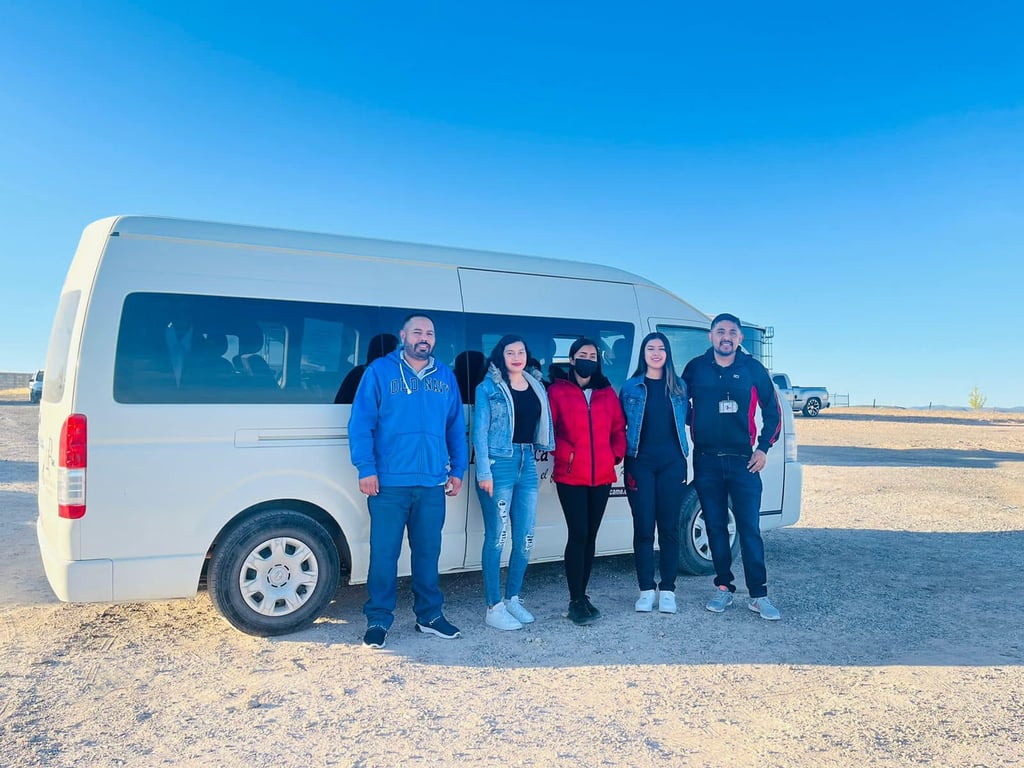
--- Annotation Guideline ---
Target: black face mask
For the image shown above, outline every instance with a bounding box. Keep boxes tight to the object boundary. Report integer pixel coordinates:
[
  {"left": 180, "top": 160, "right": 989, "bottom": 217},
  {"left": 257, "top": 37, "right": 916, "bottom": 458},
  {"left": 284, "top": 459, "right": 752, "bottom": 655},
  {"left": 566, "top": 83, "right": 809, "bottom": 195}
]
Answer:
[{"left": 572, "top": 359, "right": 598, "bottom": 378}]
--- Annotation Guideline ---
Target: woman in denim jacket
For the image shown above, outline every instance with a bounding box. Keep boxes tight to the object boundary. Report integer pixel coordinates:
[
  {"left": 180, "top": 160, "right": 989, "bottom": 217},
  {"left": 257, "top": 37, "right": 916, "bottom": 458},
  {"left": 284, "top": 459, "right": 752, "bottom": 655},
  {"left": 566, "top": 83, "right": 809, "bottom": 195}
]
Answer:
[
  {"left": 619, "top": 332, "right": 690, "bottom": 614},
  {"left": 472, "top": 335, "right": 554, "bottom": 630}
]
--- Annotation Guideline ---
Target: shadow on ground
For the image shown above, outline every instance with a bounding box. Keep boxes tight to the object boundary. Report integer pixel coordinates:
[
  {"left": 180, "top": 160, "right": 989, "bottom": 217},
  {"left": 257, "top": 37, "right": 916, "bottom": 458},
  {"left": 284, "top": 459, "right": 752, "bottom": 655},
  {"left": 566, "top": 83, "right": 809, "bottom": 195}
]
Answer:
[
  {"left": 0, "top": 460, "right": 39, "bottom": 483},
  {"left": 800, "top": 445, "right": 1024, "bottom": 468},
  {"left": 277, "top": 527, "right": 1024, "bottom": 669},
  {"left": 816, "top": 411, "right": 1024, "bottom": 427}
]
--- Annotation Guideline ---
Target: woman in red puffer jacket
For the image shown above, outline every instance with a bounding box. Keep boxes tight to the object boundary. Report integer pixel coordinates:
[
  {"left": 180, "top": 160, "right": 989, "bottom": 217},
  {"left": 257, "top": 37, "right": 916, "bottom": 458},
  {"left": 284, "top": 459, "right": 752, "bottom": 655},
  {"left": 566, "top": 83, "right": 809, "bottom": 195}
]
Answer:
[{"left": 547, "top": 337, "right": 626, "bottom": 626}]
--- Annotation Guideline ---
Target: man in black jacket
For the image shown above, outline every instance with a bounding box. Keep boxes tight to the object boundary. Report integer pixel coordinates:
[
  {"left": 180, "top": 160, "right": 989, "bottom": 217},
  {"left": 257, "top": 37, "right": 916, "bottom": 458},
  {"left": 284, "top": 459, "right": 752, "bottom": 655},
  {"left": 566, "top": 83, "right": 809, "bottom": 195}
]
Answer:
[{"left": 682, "top": 313, "right": 783, "bottom": 621}]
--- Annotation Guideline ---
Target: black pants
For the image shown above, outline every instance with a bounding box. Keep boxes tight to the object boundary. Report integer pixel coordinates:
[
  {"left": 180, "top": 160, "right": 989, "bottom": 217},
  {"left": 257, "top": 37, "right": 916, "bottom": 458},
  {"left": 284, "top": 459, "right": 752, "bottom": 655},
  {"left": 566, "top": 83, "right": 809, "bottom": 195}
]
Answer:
[
  {"left": 556, "top": 483, "right": 611, "bottom": 602},
  {"left": 625, "top": 451, "right": 687, "bottom": 592}
]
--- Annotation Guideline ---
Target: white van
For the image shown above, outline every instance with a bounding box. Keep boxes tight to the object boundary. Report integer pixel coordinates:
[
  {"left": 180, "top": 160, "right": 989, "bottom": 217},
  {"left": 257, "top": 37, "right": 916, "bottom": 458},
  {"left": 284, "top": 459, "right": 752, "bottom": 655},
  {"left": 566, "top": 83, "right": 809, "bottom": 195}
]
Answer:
[{"left": 37, "top": 216, "right": 802, "bottom": 636}]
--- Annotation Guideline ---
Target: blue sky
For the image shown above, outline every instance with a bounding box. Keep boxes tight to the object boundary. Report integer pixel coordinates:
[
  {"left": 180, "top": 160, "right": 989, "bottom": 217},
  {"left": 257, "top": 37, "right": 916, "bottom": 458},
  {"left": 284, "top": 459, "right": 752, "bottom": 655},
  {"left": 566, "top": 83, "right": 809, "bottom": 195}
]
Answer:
[{"left": 2, "top": 2, "right": 1021, "bottom": 407}]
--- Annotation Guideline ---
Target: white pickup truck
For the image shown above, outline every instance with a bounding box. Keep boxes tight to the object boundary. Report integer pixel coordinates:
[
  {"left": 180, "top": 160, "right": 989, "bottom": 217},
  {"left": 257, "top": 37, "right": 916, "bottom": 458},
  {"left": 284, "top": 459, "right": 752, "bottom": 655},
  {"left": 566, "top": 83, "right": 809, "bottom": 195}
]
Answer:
[{"left": 772, "top": 373, "right": 829, "bottom": 417}]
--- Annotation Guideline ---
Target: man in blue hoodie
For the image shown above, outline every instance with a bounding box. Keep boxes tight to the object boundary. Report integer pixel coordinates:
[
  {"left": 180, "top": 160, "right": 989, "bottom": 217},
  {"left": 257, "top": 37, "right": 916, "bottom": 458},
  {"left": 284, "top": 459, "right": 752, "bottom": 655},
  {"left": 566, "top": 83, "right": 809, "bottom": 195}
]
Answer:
[{"left": 349, "top": 313, "right": 469, "bottom": 649}]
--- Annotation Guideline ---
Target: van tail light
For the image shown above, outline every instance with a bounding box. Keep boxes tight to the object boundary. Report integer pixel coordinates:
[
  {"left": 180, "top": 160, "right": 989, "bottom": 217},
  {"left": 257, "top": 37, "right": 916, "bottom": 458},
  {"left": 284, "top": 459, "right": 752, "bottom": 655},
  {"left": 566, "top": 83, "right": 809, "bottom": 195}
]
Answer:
[
  {"left": 784, "top": 425, "right": 798, "bottom": 463},
  {"left": 58, "top": 414, "right": 87, "bottom": 519}
]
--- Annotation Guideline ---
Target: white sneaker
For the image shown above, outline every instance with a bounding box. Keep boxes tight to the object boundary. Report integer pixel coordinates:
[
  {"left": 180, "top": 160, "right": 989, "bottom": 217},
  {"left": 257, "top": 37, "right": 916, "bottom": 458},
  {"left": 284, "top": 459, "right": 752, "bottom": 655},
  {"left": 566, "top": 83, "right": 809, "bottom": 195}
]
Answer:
[
  {"left": 635, "top": 589, "right": 656, "bottom": 612},
  {"left": 486, "top": 602, "right": 523, "bottom": 630},
  {"left": 658, "top": 590, "right": 677, "bottom": 614},
  {"left": 505, "top": 596, "right": 535, "bottom": 624}
]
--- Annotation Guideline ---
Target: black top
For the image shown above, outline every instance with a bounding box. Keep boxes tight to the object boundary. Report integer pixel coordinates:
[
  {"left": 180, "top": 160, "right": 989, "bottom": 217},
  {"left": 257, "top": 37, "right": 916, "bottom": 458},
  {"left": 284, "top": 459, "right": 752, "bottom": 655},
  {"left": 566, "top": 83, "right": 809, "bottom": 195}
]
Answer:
[
  {"left": 639, "top": 376, "right": 681, "bottom": 456},
  {"left": 511, "top": 384, "right": 541, "bottom": 444}
]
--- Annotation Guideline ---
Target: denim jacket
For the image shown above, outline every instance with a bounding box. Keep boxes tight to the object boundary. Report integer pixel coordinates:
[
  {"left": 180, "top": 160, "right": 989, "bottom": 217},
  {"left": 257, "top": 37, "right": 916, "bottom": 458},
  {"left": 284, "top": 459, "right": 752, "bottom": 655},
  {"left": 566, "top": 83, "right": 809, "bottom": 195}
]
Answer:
[
  {"left": 620, "top": 374, "right": 690, "bottom": 459},
  {"left": 472, "top": 364, "right": 555, "bottom": 481}
]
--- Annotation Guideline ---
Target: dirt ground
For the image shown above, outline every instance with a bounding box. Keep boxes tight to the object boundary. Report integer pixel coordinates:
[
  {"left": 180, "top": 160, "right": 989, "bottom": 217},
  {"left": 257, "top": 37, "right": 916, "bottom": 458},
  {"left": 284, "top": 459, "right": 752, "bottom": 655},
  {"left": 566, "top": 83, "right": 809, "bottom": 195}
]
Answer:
[{"left": 1, "top": 402, "right": 1022, "bottom": 767}]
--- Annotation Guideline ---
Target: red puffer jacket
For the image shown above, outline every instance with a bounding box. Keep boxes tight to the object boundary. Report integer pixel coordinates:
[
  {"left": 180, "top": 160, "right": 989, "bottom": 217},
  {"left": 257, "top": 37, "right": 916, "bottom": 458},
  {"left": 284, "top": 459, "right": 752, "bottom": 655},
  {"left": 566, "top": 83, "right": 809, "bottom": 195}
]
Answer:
[{"left": 547, "top": 378, "right": 627, "bottom": 486}]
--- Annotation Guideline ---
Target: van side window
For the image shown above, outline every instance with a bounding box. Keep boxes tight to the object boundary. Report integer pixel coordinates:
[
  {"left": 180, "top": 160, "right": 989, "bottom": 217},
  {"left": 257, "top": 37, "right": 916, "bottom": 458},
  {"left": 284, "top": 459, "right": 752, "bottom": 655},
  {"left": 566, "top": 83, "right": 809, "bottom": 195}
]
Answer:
[
  {"left": 464, "top": 313, "right": 634, "bottom": 391},
  {"left": 113, "top": 293, "right": 470, "bottom": 404},
  {"left": 655, "top": 325, "right": 712, "bottom": 377},
  {"left": 114, "top": 293, "right": 378, "bottom": 404}
]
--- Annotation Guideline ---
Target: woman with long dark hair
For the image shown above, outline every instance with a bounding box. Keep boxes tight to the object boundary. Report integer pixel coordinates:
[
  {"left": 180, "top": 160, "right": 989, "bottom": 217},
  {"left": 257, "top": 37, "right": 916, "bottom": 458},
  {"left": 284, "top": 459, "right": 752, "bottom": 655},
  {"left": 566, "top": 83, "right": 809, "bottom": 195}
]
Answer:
[
  {"left": 472, "top": 335, "right": 554, "bottom": 630},
  {"left": 547, "top": 337, "right": 626, "bottom": 625},
  {"left": 619, "top": 332, "right": 690, "bottom": 613}
]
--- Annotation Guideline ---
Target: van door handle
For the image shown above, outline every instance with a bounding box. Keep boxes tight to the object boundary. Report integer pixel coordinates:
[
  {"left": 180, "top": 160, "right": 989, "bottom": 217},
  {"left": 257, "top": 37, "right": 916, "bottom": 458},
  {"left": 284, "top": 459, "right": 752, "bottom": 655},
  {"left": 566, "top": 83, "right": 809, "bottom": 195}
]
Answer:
[{"left": 234, "top": 428, "right": 346, "bottom": 448}]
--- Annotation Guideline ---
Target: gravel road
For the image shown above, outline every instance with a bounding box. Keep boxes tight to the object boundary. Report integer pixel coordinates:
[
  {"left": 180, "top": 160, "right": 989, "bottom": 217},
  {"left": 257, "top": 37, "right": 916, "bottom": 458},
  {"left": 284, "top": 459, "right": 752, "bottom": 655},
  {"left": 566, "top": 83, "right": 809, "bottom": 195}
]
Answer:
[{"left": 1, "top": 403, "right": 1021, "bottom": 767}]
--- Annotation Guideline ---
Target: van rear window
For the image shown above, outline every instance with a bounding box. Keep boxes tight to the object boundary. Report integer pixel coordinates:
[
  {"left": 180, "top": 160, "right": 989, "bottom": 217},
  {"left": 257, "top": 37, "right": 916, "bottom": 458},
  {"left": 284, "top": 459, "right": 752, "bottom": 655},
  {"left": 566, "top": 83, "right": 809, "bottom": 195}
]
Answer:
[{"left": 42, "top": 291, "right": 81, "bottom": 403}]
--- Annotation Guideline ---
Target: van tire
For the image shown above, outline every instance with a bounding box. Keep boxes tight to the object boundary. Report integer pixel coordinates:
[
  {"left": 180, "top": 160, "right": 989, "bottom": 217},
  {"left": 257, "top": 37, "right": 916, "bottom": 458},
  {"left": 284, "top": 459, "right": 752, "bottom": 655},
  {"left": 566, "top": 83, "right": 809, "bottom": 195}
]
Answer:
[
  {"left": 678, "top": 486, "right": 739, "bottom": 576},
  {"left": 208, "top": 510, "right": 340, "bottom": 637},
  {"left": 802, "top": 398, "right": 822, "bottom": 417}
]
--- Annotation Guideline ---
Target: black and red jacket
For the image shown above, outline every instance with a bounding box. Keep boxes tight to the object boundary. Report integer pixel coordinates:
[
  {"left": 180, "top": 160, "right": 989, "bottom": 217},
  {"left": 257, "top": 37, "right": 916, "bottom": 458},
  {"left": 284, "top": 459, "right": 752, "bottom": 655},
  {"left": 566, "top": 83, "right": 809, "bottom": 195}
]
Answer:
[
  {"left": 681, "top": 348, "right": 781, "bottom": 455},
  {"left": 547, "top": 376, "right": 627, "bottom": 486}
]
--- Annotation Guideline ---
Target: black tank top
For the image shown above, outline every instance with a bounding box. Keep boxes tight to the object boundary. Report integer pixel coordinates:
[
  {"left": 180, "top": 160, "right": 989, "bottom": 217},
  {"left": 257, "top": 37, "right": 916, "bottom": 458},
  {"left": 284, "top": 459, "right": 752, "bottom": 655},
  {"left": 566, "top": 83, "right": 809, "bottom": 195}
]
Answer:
[
  {"left": 511, "top": 385, "right": 540, "bottom": 444},
  {"left": 639, "top": 376, "right": 681, "bottom": 456}
]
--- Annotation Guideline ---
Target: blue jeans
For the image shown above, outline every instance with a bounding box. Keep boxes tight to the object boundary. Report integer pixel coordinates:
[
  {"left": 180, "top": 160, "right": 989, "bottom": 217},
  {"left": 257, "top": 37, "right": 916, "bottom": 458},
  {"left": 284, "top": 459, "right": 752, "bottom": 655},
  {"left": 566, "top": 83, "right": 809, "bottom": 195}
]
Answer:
[
  {"left": 692, "top": 453, "right": 768, "bottom": 598},
  {"left": 476, "top": 444, "right": 539, "bottom": 607},
  {"left": 363, "top": 485, "right": 446, "bottom": 629},
  {"left": 625, "top": 451, "right": 686, "bottom": 592}
]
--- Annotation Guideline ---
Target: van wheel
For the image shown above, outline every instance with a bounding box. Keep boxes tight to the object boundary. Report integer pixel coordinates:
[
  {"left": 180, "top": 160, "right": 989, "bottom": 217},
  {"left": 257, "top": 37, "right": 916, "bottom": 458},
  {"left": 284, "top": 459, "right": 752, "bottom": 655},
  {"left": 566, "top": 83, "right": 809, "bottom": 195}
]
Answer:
[
  {"left": 208, "top": 510, "right": 340, "bottom": 637},
  {"left": 678, "top": 487, "right": 739, "bottom": 575},
  {"left": 802, "top": 398, "right": 822, "bottom": 417}
]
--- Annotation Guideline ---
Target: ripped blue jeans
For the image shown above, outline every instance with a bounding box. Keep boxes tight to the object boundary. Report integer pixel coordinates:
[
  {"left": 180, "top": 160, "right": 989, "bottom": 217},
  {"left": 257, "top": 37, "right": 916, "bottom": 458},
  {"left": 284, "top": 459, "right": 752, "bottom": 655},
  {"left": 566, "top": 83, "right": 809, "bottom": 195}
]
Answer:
[{"left": 477, "top": 444, "right": 539, "bottom": 607}]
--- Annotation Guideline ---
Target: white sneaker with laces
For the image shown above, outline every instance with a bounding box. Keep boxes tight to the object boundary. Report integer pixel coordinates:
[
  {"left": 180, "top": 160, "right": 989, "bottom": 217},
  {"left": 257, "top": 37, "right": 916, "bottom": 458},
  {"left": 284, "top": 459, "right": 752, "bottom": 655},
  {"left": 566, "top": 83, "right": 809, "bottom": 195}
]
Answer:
[
  {"left": 505, "top": 596, "right": 535, "bottom": 624},
  {"left": 658, "top": 590, "right": 677, "bottom": 613},
  {"left": 635, "top": 589, "right": 656, "bottom": 612},
  {"left": 748, "top": 596, "right": 781, "bottom": 621},
  {"left": 486, "top": 601, "right": 523, "bottom": 630}
]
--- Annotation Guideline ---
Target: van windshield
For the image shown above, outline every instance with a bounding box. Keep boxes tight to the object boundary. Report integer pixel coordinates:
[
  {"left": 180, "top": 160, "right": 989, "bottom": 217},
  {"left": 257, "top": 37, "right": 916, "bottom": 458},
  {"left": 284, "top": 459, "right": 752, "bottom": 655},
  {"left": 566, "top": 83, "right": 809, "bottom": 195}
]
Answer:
[{"left": 42, "top": 291, "right": 81, "bottom": 403}]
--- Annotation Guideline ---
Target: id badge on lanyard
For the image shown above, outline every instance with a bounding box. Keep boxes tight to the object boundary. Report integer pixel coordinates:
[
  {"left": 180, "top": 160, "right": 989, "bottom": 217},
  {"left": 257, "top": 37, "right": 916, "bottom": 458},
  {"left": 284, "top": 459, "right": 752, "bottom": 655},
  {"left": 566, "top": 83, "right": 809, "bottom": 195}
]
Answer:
[{"left": 719, "top": 396, "right": 738, "bottom": 414}]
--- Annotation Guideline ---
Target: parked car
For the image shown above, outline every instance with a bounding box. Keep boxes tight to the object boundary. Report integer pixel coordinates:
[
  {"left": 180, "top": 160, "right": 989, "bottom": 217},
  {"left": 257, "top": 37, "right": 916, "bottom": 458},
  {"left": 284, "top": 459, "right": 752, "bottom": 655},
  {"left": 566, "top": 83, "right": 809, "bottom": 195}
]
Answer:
[
  {"left": 28, "top": 370, "right": 44, "bottom": 404},
  {"left": 772, "top": 372, "right": 829, "bottom": 417}
]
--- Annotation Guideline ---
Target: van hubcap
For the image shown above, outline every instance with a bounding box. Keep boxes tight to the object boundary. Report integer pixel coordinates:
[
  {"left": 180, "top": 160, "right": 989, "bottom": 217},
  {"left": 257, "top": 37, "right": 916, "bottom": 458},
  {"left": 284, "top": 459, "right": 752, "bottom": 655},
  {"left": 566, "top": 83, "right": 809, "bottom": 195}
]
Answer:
[
  {"left": 691, "top": 510, "right": 738, "bottom": 561},
  {"left": 239, "top": 536, "right": 319, "bottom": 616}
]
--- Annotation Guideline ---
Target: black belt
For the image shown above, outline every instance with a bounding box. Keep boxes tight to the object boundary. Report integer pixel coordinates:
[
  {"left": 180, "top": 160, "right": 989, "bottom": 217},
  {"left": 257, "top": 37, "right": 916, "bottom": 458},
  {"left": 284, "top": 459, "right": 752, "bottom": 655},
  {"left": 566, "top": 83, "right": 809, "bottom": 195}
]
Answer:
[{"left": 695, "top": 448, "right": 752, "bottom": 458}]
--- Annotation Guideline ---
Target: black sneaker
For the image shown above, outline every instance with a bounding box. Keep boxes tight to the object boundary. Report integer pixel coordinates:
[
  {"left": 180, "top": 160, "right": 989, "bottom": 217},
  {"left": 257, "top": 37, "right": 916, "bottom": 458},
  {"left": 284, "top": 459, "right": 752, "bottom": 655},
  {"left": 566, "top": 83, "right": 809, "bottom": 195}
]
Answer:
[
  {"left": 415, "top": 615, "right": 462, "bottom": 639},
  {"left": 584, "top": 595, "right": 602, "bottom": 619},
  {"left": 567, "top": 600, "right": 594, "bottom": 625},
  {"left": 363, "top": 625, "right": 388, "bottom": 649}
]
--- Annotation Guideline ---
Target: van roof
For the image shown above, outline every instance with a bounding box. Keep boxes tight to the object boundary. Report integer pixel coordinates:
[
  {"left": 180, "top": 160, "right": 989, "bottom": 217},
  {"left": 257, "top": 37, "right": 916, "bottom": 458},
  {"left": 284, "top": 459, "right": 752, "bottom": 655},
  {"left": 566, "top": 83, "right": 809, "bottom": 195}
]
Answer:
[{"left": 107, "top": 215, "right": 659, "bottom": 287}]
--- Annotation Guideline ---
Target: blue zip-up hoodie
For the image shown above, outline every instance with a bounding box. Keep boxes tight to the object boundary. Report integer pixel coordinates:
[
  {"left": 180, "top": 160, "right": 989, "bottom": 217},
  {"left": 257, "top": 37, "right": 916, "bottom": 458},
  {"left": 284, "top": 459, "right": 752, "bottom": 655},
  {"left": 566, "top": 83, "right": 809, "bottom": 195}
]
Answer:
[
  {"left": 348, "top": 350, "right": 468, "bottom": 486},
  {"left": 472, "top": 363, "right": 555, "bottom": 482}
]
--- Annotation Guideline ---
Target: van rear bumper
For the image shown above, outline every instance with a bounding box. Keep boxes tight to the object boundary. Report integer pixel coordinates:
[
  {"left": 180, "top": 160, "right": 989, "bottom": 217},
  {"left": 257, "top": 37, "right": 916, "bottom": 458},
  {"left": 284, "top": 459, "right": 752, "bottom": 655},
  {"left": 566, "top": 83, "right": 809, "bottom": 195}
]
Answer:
[
  {"left": 37, "top": 518, "right": 113, "bottom": 601},
  {"left": 37, "top": 518, "right": 202, "bottom": 602}
]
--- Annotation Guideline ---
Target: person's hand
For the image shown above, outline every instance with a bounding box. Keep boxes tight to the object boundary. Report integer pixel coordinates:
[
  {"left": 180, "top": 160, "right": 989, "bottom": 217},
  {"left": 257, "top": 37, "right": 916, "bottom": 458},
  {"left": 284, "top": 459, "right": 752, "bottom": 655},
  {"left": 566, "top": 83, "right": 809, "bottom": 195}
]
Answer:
[
  {"left": 478, "top": 478, "right": 493, "bottom": 497},
  {"left": 359, "top": 475, "right": 380, "bottom": 496},
  {"left": 747, "top": 450, "right": 767, "bottom": 473},
  {"left": 445, "top": 476, "right": 463, "bottom": 497}
]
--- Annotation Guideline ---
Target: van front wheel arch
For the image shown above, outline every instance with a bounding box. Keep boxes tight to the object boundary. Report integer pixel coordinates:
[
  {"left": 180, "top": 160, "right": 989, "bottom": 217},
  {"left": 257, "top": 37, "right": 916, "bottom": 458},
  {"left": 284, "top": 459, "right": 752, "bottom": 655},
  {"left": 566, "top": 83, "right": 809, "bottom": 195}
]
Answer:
[
  {"left": 677, "top": 487, "right": 739, "bottom": 576},
  {"left": 208, "top": 510, "right": 341, "bottom": 637}
]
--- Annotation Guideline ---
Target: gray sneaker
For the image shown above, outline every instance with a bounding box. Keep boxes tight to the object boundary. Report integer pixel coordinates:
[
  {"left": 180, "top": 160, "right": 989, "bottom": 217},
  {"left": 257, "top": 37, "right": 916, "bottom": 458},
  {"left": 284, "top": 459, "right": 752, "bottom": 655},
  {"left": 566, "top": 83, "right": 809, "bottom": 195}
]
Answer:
[
  {"left": 748, "top": 596, "right": 781, "bottom": 621},
  {"left": 705, "top": 587, "right": 734, "bottom": 613}
]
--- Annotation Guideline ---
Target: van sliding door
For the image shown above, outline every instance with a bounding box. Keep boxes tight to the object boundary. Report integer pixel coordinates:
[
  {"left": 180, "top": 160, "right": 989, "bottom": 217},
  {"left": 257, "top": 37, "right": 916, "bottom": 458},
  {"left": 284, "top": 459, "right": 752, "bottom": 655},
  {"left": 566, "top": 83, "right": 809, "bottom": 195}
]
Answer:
[{"left": 458, "top": 269, "right": 641, "bottom": 563}]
